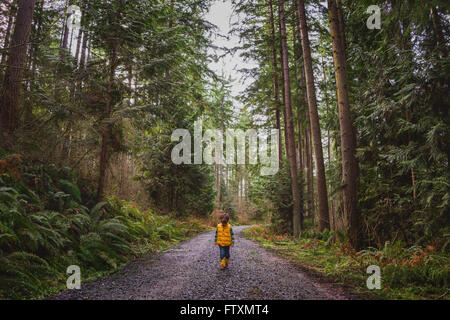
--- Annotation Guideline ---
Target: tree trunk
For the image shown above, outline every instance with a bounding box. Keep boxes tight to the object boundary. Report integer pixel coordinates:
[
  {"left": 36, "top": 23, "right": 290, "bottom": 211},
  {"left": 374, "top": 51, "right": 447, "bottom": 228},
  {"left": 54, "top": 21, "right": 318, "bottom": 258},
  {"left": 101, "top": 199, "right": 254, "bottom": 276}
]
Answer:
[
  {"left": 68, "top": 26, "right": 74, "bottom": 52},
  {"left": 25, "top": 0, "right": 43, "bottom": 125},
  {"left": 336, "top": 0, "right": 347, "bottom": 60},
  {"left": 97, "top": 2, "right": 124, "bottom": 201},
  {"left": 278, "top": 14, "right": 289, "bottom": 160},
  {"left": 291, "top": 20, "right": 304, "bottom": 172},
  {"left": 61, "top": 0, "right": 73, "bottom": 50},
  {"left": 268, "top": 0, "right": 283, "bottom": 168},
  {"left": 218, "top": 98, "right": 224, "bottom": 204},
  {"left": 71, "top": 19, "right": 83, "bottom": 97},
  {"left": 225, "top": 164, "right": 228, "bottom": 189},
  {"left": 244, "top": 161, "right": 248, "bottom": 203},
  {"left": 298, "top": 52, "right": 315, "bottom": 224},
  {"left": 240, "top": 165, "right": 244, "bottom": 205},
  {"left": 86, "top": 36, "right": 92, "bottom": 63},
  {"left": 297, "top": 105, "right": 304, "bottom": 171},
  {"left": 97, "top": 42, "right": 118, "bottom": 201},
  {"left": 327, "top": 0, "right": 360, "bottom": 248},
  {"left": 237, "top": 165, "right": 241, "bottom": 208},
  {"left": 77, "top": 0, "right": 90, "bottom": 69},
  {"left": 79, "top": 31, "right": 88, "bottom": 69},
  {"left": 322, "top": 56, "right": 336, "bottom": 230},
  {"left": 305, "top": 112, "right": 314, "bottom": 224},
  {"left": 279, "top": 0, "right": 303, "bottom": 236},
  {"left": 297, "top": 0, "right": 330, "bottom": 231},
  {"left": 74, "top": 26, "right": 82, "bottom": 65},
  {"left": 76, "top": 29, "right": 89, "bottom": 95},
  {"left": 0, "top": 0, "right": 36, "bottom": 133}
]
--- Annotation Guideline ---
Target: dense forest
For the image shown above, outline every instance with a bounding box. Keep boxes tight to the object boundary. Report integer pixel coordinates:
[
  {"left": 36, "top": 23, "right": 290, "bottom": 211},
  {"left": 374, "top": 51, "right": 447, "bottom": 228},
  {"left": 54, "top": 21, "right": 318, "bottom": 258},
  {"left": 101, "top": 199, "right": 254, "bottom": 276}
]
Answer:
[{"left": 0, "top": 0, "right": 448, "bottom": 300}]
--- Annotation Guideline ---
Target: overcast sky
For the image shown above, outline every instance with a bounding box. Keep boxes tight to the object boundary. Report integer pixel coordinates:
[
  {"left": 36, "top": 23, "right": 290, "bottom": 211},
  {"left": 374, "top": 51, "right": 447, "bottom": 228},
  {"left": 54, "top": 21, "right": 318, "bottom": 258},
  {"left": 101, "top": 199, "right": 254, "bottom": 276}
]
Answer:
[{"left": 205, "top": 0, "right": 258, "bottom": 109}]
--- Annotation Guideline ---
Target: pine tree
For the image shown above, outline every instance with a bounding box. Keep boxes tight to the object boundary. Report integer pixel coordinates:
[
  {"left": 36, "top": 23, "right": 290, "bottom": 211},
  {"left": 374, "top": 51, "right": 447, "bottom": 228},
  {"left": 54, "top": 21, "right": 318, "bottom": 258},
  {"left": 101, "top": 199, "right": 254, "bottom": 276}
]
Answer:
[{"left": 0, "top": 0, "right": 36, "bottom": 133}]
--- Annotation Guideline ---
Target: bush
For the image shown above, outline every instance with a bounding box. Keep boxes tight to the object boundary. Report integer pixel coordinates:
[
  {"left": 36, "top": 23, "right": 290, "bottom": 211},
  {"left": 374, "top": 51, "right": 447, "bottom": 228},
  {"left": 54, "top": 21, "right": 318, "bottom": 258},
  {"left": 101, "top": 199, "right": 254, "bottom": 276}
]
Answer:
[
  {"left": 244, "top": 225, "right": 450, "bottom": 299},
  {"left": 0, "top": 157, "right": 207, "bottom": 299}
]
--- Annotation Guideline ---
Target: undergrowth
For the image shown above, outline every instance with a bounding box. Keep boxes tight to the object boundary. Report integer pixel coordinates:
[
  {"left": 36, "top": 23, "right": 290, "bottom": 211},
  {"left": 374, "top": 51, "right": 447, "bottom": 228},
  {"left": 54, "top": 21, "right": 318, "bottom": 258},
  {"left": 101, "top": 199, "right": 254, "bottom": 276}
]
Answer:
[
  {"left": 0, "top": 152, "right": 208, "bottom": 299},
  {"left": 242, "top": 225, "right": 450, "bottom": 300}
]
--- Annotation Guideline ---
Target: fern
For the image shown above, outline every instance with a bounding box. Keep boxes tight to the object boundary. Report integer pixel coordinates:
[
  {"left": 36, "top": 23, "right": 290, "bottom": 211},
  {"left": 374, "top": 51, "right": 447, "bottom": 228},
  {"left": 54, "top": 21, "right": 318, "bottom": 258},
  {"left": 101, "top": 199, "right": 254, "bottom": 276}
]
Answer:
[
  {"left": 0, "top": 162, "right": 206, "bottom": 298},
  {"left": 58, "top": 179, "right": 81, "bottom": 202}
]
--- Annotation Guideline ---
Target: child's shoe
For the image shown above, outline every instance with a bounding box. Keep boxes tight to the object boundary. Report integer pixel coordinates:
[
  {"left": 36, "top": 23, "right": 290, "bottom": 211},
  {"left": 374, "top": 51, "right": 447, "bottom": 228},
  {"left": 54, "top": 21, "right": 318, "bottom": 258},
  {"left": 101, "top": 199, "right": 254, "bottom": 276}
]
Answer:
[
  {"left": 224, "top": 258, "right": 230, "bottom": 268},
  {"left": 220, "top": 258, "right": 226, "bottom": 270}
]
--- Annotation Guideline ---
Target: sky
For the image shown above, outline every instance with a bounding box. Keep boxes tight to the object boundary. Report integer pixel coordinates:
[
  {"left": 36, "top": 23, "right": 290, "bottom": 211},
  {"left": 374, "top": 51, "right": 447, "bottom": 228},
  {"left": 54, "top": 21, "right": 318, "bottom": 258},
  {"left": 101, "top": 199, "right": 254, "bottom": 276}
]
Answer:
[
  {"left": 204, "top": 1, "right": 329, "bottom": 103},
  {"left": 205, "top": 1, "right": 258, "bottom": 109}
]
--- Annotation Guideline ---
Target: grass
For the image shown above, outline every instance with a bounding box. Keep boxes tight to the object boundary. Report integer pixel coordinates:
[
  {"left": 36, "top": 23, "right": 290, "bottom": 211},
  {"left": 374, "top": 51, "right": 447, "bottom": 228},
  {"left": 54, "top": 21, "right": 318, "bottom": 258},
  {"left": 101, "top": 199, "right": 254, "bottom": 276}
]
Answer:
[{"left": 242, "top": 225, "right": 450, "bottom": 300}]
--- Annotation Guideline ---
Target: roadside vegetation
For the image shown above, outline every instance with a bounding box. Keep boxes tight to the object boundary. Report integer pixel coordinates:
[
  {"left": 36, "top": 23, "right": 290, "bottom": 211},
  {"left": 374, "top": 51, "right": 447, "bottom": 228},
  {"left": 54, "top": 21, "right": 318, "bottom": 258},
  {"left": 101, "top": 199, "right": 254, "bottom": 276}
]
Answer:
[
  {"left": 243, "top": 225, "right": 450, "bottom": 300},
  {"left": 0, "top": 153, "right": 209, "bottom": 300}
]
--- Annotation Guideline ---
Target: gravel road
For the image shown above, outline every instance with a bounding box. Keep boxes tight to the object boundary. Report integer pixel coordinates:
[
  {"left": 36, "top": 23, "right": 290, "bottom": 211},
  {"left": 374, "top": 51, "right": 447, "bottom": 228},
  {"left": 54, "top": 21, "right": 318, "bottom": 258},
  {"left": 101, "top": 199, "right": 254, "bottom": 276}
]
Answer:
[{"left": 51, "top": 226, "right": 351, "bottom": 300}]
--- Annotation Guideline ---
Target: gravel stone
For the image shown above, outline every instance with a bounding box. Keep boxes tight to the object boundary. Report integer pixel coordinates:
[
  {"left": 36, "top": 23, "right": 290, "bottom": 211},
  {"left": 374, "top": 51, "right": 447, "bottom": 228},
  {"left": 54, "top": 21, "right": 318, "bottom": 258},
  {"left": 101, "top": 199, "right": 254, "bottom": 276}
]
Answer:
[{"left": 50, "top": 226, "right": 351, "bottom": 300}]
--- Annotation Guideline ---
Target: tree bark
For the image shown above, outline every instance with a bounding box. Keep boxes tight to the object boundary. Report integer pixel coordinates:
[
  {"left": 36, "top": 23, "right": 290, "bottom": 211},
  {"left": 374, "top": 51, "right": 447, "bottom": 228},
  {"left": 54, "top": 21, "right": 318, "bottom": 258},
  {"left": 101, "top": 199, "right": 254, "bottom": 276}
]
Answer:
[
  {"left": 225, "top": 164, "right": 228, "bottom": 189},
  {"left": 298, "top": 53, "right": 315, "bottom": 223},
  {"left": 68, "top": 26, "right": 74, "bottom": 52},
  {"left": 296, "top": 0, "right": 330, "bottom": 231},
  {"left": 327, "top": 0, "right": 360, "bottom": 248},
  {"left": 305, "top": 111, "right": 315, "bottom": 224},
  {"left": 244, "top": 161, "right": 248, "bottom": 203},
  {"left": 79, "top": 31, "right": 88, "bottom": 69},
  {"left": 97, "top": 3, "right": 122, "bottom": 201},
  {"left": 218, "top": 96, "right": 224, "bottom": 204},
  {"left": 279, "top": 0, "right": 303, "bottom": 236},
  {"left": 61, "top": 0, "right": 73, "bottom": 50},
  {"left": 0, "top": 0, "right": 36, "bottom": 133},
  {"left": 25, "top": 0, "right": 43, "bottom": 125},
  {"left": 268, "top": 0, "right": 283, "bottom": 168},
  {"left": 74, "top": 25, "right": 83, "bottom": 65},
  {"left": 97, "top": 43, "right": 118, "bottom": 201},
  {"left": 291, "top": 20, "right": 304, "bottom": 172},
  {"left": 322, "top": 56, "right": 337, "bottom": 230},
  {"left": 77, "top": 0, "right": 89, "bottom": 69},
  {"left": 278, "top": 13, "right": 289, "bottom": 160}
]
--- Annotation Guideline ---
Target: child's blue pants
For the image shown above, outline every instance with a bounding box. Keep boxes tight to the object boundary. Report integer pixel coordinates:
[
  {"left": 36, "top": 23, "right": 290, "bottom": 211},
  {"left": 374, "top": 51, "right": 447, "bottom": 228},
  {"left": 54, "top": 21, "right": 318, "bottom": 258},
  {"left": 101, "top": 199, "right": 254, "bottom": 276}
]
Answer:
[{"left": 219, "top": 245, "right": 230, "bottom": 259}]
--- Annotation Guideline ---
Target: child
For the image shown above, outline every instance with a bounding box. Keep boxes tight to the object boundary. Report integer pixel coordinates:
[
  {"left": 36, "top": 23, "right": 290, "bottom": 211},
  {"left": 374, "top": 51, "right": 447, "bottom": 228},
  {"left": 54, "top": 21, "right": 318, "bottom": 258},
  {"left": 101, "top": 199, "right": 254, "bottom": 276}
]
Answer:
[{"left": 214, "top": 211, "right": 235, "bottom": 270}]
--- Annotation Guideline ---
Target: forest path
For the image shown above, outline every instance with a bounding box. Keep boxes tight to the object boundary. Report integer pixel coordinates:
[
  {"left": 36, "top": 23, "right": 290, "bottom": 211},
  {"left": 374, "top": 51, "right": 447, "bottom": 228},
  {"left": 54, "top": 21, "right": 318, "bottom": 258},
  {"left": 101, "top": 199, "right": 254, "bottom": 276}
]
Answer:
[{"left": 51, "top": 226, "right": 351, "bottom": 300}]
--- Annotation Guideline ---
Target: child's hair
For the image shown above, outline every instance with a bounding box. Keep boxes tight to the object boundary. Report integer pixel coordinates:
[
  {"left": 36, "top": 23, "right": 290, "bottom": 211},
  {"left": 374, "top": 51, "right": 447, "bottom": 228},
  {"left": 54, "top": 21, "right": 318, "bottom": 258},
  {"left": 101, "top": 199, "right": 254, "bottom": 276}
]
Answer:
[{"left": 219, "top": 211, "right": 230, "bottom": 227}]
